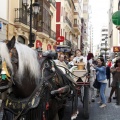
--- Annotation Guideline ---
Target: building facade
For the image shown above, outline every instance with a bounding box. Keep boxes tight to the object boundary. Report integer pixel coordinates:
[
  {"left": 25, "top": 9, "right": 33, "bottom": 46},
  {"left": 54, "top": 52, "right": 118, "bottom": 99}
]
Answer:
[
  {"left": 56, "top": 0, "right": 82, "bottom": 55},
  {"left": 8, "top": 0, "right": 56, "bottom": 50},
  {"left": 0, "top": 0, "right": 9, "bottom": 41},
  {"left": 82, "top": 0, "right": 89, "bottom": 55},
  {"left": 108, "top": 0, "right": 120, "bottom": 58},
  {"left": 100, "top": 26, "right": 109, "bottom": 59}
]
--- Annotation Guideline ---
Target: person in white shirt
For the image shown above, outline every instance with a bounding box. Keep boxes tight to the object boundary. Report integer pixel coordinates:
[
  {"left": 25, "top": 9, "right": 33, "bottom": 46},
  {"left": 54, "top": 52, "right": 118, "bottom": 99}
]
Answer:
[
  {"left": 73, "top": 49, "right": 87, "bottom": 67},
  {"left": 54, "top": 53, "right": 68, "bottom": 74},
  {"left": 87, "top": 52, "right": 96, "bottom": 102}
]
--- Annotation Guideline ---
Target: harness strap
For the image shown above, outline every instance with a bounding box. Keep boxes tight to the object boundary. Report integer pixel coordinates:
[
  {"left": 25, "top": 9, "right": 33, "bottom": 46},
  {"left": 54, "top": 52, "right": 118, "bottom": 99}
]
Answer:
[{"left": 13, "top": 73, "right": 55, "bottom": 120}]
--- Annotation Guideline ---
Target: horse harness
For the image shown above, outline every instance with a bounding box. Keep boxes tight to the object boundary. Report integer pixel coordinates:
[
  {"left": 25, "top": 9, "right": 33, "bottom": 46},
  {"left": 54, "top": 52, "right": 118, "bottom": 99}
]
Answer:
[
  {"left": 4, "top": 57, "right": 75, "bottom": 120},
  {"left": 4, "top": 72, "right": 55, "bottom": 120}
]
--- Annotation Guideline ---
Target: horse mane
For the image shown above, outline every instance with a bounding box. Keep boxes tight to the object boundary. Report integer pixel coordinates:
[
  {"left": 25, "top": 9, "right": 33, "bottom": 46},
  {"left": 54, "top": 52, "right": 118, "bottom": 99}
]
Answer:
[
  {"left": 0, "top": 42, "right": 13, "bottom": 72},
  {"left": 15, "top": 42, "right": 40, "bottom": 81}
]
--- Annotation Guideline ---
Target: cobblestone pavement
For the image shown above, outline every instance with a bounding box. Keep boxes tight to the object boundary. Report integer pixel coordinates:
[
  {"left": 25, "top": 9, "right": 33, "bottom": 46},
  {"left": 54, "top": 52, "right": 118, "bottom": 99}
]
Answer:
[{"left": 63, "top": 85, "right": 120, "bottom": 120}]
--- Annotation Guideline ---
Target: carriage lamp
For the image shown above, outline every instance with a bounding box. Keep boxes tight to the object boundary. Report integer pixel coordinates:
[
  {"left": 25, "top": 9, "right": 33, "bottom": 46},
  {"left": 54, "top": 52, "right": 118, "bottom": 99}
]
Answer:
[{"left": 22, "top": 0, "right": 40, "bottom": 47}]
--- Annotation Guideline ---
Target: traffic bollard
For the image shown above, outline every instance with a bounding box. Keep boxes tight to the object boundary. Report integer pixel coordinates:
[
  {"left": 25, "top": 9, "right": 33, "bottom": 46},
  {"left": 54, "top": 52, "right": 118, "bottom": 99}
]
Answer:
[{"left": 116, "top": 81, "right": 120, "bottom": 105}]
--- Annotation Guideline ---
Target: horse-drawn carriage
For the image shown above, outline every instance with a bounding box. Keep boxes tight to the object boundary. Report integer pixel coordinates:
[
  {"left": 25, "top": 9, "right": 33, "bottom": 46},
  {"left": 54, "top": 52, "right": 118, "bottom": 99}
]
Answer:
[{"left": 0, "top": 37, "right": 90, "bottom": 120}]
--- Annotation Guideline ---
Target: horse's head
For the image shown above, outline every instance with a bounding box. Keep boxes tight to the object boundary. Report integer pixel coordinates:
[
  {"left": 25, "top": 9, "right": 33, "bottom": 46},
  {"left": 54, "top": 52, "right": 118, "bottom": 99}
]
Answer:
[{"left": 0, "top": 37, "right": 41, "bottom": 98}]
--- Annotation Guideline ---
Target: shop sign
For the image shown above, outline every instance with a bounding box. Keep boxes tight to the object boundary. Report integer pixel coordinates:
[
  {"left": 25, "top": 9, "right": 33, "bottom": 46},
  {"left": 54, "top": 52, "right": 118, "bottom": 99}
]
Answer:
[
  {"left": 56, "top": 36, "right": 64, "bottom": 42},
  {"left": 112, "top": 11, "right": 120, "bottom": 26},
  {"left": 113, "top": 46, "right": 120, "bottom": 52},
  {"left": 36, "top": 40, "right": 42, "bottom": 48}
]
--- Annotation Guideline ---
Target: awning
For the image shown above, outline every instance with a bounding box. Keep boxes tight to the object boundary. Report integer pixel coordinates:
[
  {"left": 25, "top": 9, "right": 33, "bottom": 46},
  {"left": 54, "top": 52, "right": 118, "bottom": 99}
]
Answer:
[{"left": 56, "top": 46, "right": 71, "bottom": 52}]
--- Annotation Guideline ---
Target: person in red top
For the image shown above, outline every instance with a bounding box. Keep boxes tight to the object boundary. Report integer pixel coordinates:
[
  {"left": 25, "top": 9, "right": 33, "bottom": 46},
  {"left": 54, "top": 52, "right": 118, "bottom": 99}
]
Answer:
[{"left": 107, "top": 59, "right": 112, "bottom": 67}]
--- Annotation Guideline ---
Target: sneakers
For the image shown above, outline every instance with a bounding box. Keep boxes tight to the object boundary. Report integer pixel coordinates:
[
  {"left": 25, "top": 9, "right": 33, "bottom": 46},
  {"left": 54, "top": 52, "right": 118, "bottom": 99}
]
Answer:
[
  {"left": 113, "top": 97, "right": 117, "bottom": 99},
  {"left": 99, "top": 104, "right": 106, "bottom": 108},
  {"left": 97, "top": 101, "right": 102, "bottom": 104},
  {"left": 91, "top": 98, "right": 95, "bottom": 102}
]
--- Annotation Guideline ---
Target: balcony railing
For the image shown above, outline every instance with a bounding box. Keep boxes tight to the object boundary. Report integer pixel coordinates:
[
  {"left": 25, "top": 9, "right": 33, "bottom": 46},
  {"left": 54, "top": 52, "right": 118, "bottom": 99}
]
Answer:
[
  {"left": 50, "top": 29, "right": 56, "bottom": 40},
  {"left": 63, "top": 39, "right": 72, "bottom": 47},
  {"left": 65, "top": 16, "right": 72, "bottom": 27},
  {"left": 49, "top": 0, "right": 56, "bottom": 7},
  {"left": 14, "top": 8, "right": 29, "bottom": 25},
  {"left": 37, "top": 25, "right": 50, "bottom": 36},
  {"left": 14, "top": 7, "right": 51, "bottom": 36},
  {"left": 73, "top": 24, "right": 81, "bottom": 31}
]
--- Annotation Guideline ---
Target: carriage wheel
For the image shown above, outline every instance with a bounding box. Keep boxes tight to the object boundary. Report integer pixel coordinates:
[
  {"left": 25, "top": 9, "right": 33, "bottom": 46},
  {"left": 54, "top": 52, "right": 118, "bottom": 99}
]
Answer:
[{"left": 83, "top": 86, "right": 89, "bottom": 119}]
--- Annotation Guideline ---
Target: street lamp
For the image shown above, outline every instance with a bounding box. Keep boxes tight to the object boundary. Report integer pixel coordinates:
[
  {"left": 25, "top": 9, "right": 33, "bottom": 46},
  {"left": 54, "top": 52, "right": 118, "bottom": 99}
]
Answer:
[{"left": 22, "top": 0, "right": 40, "bottom": 47}]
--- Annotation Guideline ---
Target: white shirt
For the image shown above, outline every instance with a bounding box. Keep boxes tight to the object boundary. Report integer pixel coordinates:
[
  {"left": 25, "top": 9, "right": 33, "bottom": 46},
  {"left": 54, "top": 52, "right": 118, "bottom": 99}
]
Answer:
[
  {"left": 68, "top": 61, "right": 74, "bottom": 66},
  {"left": 73, "top": 56, "right": 86, "bottom": 64}
]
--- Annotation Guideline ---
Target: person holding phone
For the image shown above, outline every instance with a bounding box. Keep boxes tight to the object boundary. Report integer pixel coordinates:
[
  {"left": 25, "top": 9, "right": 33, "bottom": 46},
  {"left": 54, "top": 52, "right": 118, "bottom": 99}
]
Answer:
[{"left": 91, "top": 58, "right": 107, "bottom": 108}]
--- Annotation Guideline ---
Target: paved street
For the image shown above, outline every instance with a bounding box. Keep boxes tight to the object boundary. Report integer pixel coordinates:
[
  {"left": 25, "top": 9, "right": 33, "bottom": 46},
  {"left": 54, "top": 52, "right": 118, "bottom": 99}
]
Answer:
[
  {"left": 63, "top": 85, "right": 120, "bottom": 120},
  {"left": 0, "top": 85, "right": 120, "bottom": 120}
]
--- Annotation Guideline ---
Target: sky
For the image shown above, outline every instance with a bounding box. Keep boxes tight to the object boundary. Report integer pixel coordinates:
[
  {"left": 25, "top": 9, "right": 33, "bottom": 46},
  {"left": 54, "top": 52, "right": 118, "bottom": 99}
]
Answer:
[{"left": 89, "top": 0, "right": 110, "bottom": 46}]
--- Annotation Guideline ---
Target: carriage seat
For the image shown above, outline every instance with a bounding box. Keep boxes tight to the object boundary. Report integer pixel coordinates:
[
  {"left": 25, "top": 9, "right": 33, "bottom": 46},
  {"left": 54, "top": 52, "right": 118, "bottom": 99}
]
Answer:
[{"left": 42, "top": 51, "right": 58, "bottom": 59}]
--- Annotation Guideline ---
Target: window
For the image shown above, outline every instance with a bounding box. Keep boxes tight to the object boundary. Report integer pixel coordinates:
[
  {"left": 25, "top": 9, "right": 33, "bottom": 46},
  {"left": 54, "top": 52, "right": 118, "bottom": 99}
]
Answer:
[
  {"left": 74, "top": 19, "right": 77, "bottom": 24},
  {"left": 101, "top": 43, "right": 105, "bottom": 46},
  {"left": 102, "top": 34, "right": 108, "bottom": 36},
  {"left": 102, "top": 29, "right": 108, "bottom": 32}
]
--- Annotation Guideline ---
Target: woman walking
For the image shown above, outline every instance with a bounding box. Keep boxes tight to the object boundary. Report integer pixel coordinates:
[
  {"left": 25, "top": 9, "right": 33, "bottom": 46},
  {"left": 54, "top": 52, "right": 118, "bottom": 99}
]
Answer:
[
  {"left": 108, "top": 58, "right": 120, "bottom": 102},
  {"left": 92, "top": 58, "right": 107, "bottom": 108}
]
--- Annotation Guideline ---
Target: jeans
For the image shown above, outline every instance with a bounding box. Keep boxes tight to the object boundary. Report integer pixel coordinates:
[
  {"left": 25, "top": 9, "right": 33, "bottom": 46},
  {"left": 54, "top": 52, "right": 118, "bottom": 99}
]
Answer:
[{"left": 100, "top": 82, "right": 107, "bottom": 104}]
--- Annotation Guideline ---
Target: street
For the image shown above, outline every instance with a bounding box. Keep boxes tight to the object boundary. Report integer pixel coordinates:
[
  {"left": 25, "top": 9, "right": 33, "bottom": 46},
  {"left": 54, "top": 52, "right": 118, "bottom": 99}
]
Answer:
[
  {"left": 63, "top": 86, "right": 120, "bottom": 120},
  {"left": 0, "top": 85, "right": 120, "bottom": 120}
]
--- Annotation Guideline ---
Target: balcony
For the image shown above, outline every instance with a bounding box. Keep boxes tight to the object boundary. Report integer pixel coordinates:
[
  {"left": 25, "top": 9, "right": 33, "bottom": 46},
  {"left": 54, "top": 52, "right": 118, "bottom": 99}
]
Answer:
[
  {"left": 14, "top": 8, "right": 29, "bottom": 26},
  {"left": 14, "top": 7, "right": 51, "bottom": 37},
  {"left": 63, "top": 39, "right": 72, "bottom": 47},
  {"left": 49, "top": 0, "right": 56, "bottom": 8},
  {"left": 73, "top": 24, "right": 81, "bottom": 34},
  {"left": 65, "top": 16, "right": 72, "bottom": 28},
  {"left": 50, "top": 29, "right": 56, "bottom": 40}
]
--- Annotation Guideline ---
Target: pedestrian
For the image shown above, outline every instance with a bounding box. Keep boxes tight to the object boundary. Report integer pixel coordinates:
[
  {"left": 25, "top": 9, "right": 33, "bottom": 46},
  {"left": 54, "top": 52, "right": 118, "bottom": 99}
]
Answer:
[
  {"left": 87, "top": 52, "right": 96, "bottom": 102},
  {"left": 55, "top": 53, "right": 68, "bottom": 69},
  {"left": 106, "top": 59, "right": 111, "bottom": 87},
  {"left": 91, "top": 58, "right": 107, "bottom": 108},
  {"left": 108, "top": 58, "right": 120, "bottom": 103},
  {"left": 68, "top": 55, "right": 74, "bottom": 69},
  {"left": 64, "top": 55, "right": 69, "bottom": 65}
]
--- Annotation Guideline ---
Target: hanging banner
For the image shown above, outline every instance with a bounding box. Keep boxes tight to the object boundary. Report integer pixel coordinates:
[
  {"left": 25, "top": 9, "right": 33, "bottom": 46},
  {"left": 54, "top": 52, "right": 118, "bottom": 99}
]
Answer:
[
  {"left": 47, "top": 44, "right": 51, "bottom": 50},
  {"left": 36, "top": 40, "right": 42, "bottom": 48}
]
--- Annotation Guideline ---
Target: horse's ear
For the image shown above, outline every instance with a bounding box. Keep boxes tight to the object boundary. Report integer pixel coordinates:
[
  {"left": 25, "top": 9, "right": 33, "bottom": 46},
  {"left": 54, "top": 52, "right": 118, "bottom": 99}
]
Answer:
[{"left": 7, "top": 36, "right": 16, "bottom": 50}]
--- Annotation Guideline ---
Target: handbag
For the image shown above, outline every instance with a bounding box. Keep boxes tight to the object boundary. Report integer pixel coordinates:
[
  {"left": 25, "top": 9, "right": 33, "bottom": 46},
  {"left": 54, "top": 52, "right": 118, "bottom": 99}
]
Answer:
[{"left": 93, "top": 78, "right": 100, "bottom": 89}]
